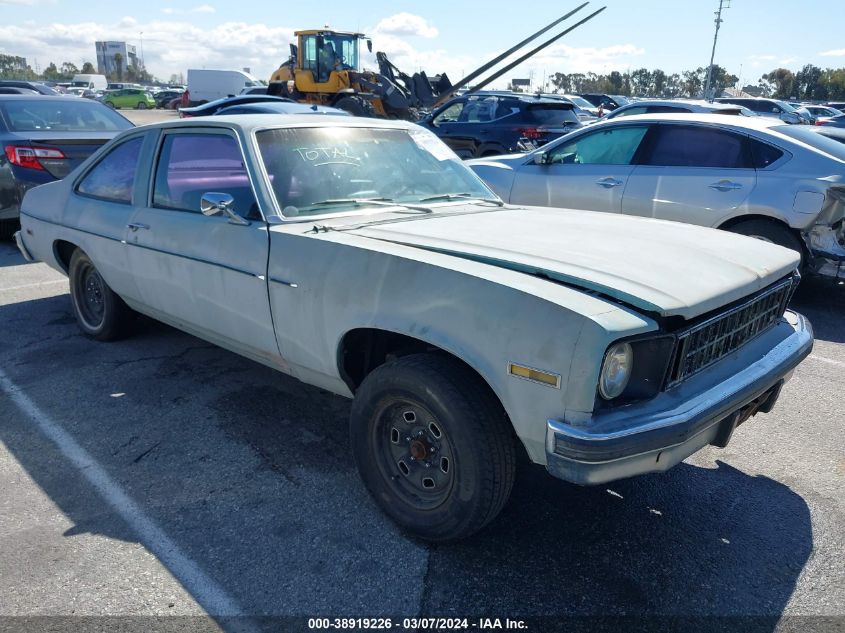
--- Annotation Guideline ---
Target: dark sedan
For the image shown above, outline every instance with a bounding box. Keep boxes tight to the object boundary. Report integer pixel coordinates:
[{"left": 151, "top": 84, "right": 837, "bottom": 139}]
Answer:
[
  {"left": 0, "top": 80, "right": 60, "bottom": 96},
  {"left": 816, "top": 113, "right": 845, "bottom": 128},
  {"left": 213, "top": 102, "right": 348, "bottom": 116},
  {"left": 154, "top": 89, "right": 184, "bottom": 109},
  {"left": 179, "top": 95, "right": 293, "bottom": 118},
  {"left": 0, "top": 95, "right": 133, "bottom": 238}
]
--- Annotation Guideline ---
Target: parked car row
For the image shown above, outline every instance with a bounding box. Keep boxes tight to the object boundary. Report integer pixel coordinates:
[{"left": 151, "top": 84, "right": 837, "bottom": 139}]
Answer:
[{"left": 13, "top": 112, "right": 814, "bottom": 541}]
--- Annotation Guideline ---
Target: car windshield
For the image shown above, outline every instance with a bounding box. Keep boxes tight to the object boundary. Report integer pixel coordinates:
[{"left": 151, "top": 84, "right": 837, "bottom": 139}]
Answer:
[
  {"left": 775, "top": 100, "right": 799, "bottom": 113},
  {"left": 256, "top": 126, "right": 497, "bottom": 217},
  {"left": 0, "top": 99, "right": 132, "bottom": 132},
  {"left": 774, "top": 125, "right": 845, "bottom": 161}
]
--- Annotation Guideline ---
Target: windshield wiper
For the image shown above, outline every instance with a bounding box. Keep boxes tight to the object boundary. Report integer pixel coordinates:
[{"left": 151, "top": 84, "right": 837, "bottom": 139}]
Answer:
[
  {"left": 417, "top": 192, "right": 504, "bottom": 206},
  {"left": 308, "top": 197, "right": 431, "bottom": 213}
]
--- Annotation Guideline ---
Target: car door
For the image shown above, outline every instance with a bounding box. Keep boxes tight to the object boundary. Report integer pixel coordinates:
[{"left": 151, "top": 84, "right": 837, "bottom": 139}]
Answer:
[
  {"left": 621, "top": 123, "right": 756, "bottom": 227},
  {"left": 508, "top": 124, "right": 650, "bottom": 212},
  {"left": 64, "top": 132, "right": 150, "bottom": 302},
  {"left": 125, "top": 128, "right": 280, "bottom": 364},
  {"left": 425, "top": 99, "right": 476, "bottom": 158}
]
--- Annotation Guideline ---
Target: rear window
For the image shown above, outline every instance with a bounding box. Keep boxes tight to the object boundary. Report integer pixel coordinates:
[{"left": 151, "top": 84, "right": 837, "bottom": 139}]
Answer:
[
  {"left": 774, "top": 125, "right": 845, "bottom": 161},
  {"left": 748, "top": 139, "right": 784, "bottom": 168},
  {"left": 525, "top": 104, "right": 580, "bottom": 125},
  {"left": 0, "top": 99, "right": 132, "bottom": 133}
]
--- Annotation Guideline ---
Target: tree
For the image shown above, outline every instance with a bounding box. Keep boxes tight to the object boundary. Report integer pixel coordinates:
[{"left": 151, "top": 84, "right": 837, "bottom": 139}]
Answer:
[
  {"left": 652, "top": 69, "right": 667, "bottom": 97},
  {"left": 42, "top": 62, "right": 60, "bottom": 81},
  {"left": 630, "top": 68, "right": 652, "bottom": 96},
  {"left": 113, "top": 53, "right": 124, "bottom": 81},
  {"left": 607, "top": 71, "right": 624, "bottom": 95},
  {"left": 60, "top": 62, "right": 79, "bottom": 79},
  {"left": 549, "top": 72, "right": 571, "bottom": 94},
  {"left": 681, "top": 69, "right": 702, "bottom": 97},
  {"left": 81, "top": 61, "right": 96, "bottom": 74},
  {"left": 0, "top": 53, "right": 37, "bottom": 79},
  {"left": 761, "top": 68, "right": 795, "bottom": 99}
]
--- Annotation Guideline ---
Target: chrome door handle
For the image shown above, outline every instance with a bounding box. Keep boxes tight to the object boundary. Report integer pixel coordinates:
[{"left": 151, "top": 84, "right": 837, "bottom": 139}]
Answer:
[
  {"left": 595, "top": 177, "right": 623, "bottom": 188},
  {"left": 127, "top": 222, "right": 149, "bottom": 231},
  {"left": 709, "top": 181, "right": 743, "bottom": 192}
]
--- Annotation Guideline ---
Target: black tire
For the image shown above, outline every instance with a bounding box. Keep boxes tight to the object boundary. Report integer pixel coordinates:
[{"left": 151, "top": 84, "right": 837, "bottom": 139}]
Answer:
[
  {"left": 137, "top": 101, "right": 147, "bottom": 110},
  {"left": 68, "top": 249, "right": 133, "bottom": 341},
  {"left": 350, "top": 354, "right": 516, "bottom": 541},
  {"left": 0, "top": 219, "right": 19, "bottom": 240},
  {"left": 334, "top": 95, "right": 376, "bottom": 118},
  {"left": 726, "top": 219, "right": 805, "bottom": 269}
]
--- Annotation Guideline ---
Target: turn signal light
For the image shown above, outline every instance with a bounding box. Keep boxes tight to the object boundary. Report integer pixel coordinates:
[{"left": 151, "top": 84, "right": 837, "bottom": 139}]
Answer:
[{"left": 4, "top": 145, "right": 66, "bottom": 171}]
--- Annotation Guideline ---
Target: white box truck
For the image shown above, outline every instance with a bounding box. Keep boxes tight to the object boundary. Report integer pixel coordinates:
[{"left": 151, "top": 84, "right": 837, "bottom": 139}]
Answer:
[
  {"left": 71, "top": 74, "right": 108, "bottom": 92},
  {"left": 186, "top": 69, "right": 264, "bottom": 104}
]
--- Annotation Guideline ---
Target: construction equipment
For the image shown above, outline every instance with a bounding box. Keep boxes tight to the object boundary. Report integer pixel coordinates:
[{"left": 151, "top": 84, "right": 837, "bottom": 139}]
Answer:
[{"left": 267, "top": 5, "right": 605, "bottom": 119}]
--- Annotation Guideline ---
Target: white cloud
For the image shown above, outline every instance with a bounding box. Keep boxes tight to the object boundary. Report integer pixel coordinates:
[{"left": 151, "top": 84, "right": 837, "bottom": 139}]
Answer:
[
  {"left": 373, "top": 13, "right": 438, "bottom": 39},
  {"left": 749, "top": 54, "right": 776, "bottom": 61},
  {"left": 0, "top": 18, "right": 295, "bottom": 81},
  {"left": 193, "top": 4, "right": 215, "bottom": 13},
  {"left": 819, "top": 48, "right": 845, "bottom": 57}
]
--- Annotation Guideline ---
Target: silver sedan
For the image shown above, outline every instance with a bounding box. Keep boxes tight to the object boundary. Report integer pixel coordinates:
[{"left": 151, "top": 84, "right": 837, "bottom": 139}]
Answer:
[{"left": 468, "top": 113, "right": 845, "bottom": 279}]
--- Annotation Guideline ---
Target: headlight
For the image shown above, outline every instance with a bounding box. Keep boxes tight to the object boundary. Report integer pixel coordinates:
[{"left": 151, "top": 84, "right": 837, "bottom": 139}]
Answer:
[{"left": 599, "top": 342, "right": 633, "bottom": 400}]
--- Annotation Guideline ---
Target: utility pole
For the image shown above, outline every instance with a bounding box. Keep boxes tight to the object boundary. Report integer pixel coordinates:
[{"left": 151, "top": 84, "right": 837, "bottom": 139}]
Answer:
[{"left": 703, "top": 0, "right": 730, "bottom": 101}]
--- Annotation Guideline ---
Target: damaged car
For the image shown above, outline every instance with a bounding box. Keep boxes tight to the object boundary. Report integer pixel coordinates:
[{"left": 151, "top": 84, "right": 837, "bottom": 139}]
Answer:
[
  {"left": 468, "top": 113, "right": 845, "bottom": 279},
  {"left": 15, "top": 116, "right": 813, "bottom": 540}
]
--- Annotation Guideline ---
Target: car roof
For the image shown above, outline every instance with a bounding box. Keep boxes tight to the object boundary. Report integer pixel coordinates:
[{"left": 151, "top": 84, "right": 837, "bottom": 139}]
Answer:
[
  {"left": 0, "top": 94, "right": 100, "bottom": 103},
  {"left": 616, "top": 99, "right": 740, "bottom": 109},
  {"left": 593, "top": 112, "right": 783, "bottom": 131},
  {"left": 215, "top": 102, "right": 347, "bottom": 115},
  {"left": 141, "top": 114, "right": 417, "bottom": 132}
]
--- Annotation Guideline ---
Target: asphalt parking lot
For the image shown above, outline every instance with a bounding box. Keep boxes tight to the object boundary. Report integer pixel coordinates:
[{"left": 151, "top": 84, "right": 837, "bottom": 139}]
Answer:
[
  {"left": 1, "top": 235, "right": 843, "bottom": 633},
  {"left": 2, "top": 101, "right": 845, "bottom": 633}
]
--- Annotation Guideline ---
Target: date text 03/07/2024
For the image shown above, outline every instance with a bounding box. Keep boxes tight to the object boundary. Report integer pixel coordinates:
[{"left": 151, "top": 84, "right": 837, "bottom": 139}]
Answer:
[{"left": 307, "top": 617, "right": 529, "bottom": 630}]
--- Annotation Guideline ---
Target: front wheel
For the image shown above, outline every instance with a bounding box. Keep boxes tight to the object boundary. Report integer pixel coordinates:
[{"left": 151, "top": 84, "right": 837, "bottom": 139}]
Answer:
[
  {"left": 68, "top": 249, "right": 133, "bottom": 341},
  {"left": 137, "top": 101, "right": 147, "bottom": 110},
  {"left": 350, "top": 354, "right": 516, "bottom": 541}
]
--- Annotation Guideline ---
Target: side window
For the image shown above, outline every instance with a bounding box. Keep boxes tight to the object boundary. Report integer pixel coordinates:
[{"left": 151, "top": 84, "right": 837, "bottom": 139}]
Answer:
[
  {"left": 748, "top": 138, "right": 784, "bottom": 168},
  {"left": 460, "top": 98, "right": 498, "bottom": 123},
  {"left": 546, "top": 126, "right": 649, "bottom": 165},
  {"left": 643, "top": 125, "right": 749, "bottom": 168},
  {"left": 301, "top": 35, "right": 317, "bottom": 74},
  {"left": 153, "top": 133, "right": 259, "bottom": 219},
  {"left": 432, "top": 102, "right": 464, "bottom": 125},
  {"left": 613, "top": 106, "right": 647, "bottom": 118},
  {"left": 646, "top": 105, "right": 687, "bottom": 114},
  {"left": 770, "top": 103, "right": 783, "bottom": 113},
  {"left": 76, "top": 136, "right": 143, "bottom": 203}
]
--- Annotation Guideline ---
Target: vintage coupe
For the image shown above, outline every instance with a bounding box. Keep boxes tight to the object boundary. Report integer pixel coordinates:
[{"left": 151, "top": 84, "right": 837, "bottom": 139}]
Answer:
[{"left": 15, "top": 116, "right": 813, "bottom": 540}]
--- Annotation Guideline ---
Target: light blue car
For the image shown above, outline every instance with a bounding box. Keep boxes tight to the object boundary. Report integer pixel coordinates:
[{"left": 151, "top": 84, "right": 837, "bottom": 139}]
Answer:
[{"left": 15, "top": 115, "right": 813, "bottom": 540}]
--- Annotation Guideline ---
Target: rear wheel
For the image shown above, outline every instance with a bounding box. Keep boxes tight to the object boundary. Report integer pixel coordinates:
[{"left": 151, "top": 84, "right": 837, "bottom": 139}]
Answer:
[
  {"left": 350, "top": 354, "right": 516, "bottom": 541},
  {"left": 68, "top": 249, "right": 134, "bottom": 341},
  {"left": 726, "top": 219, "right": 805, "bottom": 270},
  {"left": 137, "top": 101, "right": 147, "bottom": 110},
  {"left": 334, "top": 95, "right": 376, "bottom": 118}
]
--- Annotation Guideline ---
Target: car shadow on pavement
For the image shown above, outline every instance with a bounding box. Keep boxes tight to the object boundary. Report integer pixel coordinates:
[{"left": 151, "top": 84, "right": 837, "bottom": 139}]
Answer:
[
  {"left": 791, "top": 277, "right": 845, "bottom": 343},
  {"left": 0, "top": 296, "right": 813, "bottom": 633},
  {"left": 0, "top": 238, "right": 31, "bottom": 268}
]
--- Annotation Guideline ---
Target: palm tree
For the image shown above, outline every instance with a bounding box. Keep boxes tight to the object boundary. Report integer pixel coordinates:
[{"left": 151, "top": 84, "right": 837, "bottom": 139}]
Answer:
[{"left": 114, "top": 53, "right": 123, "bottom": 81}]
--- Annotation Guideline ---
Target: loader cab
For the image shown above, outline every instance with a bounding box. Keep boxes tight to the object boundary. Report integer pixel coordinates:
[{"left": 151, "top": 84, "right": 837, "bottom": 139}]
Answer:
[{"left": 297, "top": 29, "right": 367, "bottom": 86}]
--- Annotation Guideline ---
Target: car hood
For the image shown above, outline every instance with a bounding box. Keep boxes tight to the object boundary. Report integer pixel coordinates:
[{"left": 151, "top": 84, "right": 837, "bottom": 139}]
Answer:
[{"left": 345, "top": 206, "right": 799, "bottom": 320}]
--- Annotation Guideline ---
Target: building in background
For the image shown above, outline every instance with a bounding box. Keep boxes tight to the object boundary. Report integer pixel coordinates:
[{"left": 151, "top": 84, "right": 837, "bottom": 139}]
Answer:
[{"left": 95, "top": 41, "right": 139, "bottom": 78}]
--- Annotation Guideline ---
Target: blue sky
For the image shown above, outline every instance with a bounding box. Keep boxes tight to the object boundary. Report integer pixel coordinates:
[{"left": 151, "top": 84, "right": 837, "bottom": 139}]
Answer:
[{"left": 2, "top": 0, "right": 843, "bottom": 87}]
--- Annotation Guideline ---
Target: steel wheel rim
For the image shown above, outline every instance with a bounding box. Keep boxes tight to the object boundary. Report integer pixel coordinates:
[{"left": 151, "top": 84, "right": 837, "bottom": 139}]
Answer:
[
  {"left": 372, "top": 399, "right": 455, "bottom": 510},
  {"left": 74, "top": 262, "right": 105, "bottom": 329}
]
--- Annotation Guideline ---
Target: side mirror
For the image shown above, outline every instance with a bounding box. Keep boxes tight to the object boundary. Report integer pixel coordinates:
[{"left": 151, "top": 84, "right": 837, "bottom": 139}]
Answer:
[
  {"left": 366, "top": 39, "right": 373, "bottom": 53},
  {"left": 201, "top": 192, "right": 250, "bottom": 225}
]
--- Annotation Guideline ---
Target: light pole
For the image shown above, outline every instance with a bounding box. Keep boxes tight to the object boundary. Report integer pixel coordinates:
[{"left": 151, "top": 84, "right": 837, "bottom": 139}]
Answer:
[
  {"left": 139, "top": 31, "right": 145, "bottom": 70},
  {"left": 703, "top": 0, "right": 730, "bottom": 101}
]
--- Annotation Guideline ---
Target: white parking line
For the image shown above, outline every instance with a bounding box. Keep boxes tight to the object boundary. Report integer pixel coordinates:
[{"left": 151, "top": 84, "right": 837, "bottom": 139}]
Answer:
[
  {"left": 0, "top": 367, "right": 253, "bottom": 623},
  {"left": 1, "top": 279, "right": 66, "bottom": 292},
  {"left": 809, "top": 354, "right": 845, "bottom": 368}
]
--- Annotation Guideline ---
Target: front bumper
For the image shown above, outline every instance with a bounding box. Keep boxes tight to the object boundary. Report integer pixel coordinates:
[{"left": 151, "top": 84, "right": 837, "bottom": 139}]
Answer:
[{"left": 546, "top": 311, "right": 813, "bottom": 486}]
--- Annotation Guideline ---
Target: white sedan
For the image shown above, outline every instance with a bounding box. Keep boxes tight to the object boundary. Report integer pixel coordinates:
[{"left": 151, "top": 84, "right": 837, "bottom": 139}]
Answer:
[{"left": 468, "top": 113, "right": 845, "bottom": 279}]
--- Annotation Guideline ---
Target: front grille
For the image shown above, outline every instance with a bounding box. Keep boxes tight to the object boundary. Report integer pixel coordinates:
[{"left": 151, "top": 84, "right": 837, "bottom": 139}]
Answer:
[{"left": 665, "top": 276, "right": 796, "bottom": 389}]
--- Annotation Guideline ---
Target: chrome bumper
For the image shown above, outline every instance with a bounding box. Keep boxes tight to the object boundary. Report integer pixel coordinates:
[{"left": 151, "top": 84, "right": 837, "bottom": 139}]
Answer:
[
  {"left": 546, "top": 311, "right": 814, "bottom": 486},
  {"left": 14, "top": 230, "right": 34, "bottom": 262}
]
